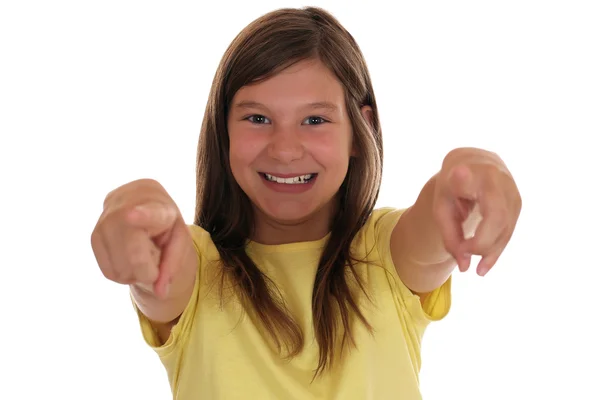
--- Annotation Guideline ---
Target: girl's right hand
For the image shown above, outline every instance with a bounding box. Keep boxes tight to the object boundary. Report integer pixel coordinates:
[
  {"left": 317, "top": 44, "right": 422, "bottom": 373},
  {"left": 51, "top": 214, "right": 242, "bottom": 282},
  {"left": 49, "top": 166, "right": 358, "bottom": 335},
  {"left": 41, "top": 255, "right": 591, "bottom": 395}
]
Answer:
[{"left": 91, "top": 179, "right": 192, "bottom": 300}]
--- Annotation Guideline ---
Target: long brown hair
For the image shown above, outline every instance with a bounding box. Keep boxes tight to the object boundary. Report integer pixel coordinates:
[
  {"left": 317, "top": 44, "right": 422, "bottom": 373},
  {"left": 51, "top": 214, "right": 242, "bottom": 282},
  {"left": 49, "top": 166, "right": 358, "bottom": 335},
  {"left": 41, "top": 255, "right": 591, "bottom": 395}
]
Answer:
[{"left": 194, "top": 6, "right": 383, "bottom": 377}]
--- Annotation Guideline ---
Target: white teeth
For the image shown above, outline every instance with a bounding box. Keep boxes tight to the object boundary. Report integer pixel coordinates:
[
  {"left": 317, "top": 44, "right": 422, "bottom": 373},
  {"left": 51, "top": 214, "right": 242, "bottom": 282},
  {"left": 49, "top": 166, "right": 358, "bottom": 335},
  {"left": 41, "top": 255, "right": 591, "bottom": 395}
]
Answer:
[{"left": 264, "top": 173, "right": 314, "bottom": 184}]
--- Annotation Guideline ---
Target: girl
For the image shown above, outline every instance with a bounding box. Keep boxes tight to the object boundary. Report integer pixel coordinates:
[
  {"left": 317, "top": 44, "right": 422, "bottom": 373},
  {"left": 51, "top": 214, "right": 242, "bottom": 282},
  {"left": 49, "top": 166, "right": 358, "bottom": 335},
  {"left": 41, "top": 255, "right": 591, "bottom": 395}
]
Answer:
[{"left": 91, "top": 6, "right": 521, "bottom": 400}]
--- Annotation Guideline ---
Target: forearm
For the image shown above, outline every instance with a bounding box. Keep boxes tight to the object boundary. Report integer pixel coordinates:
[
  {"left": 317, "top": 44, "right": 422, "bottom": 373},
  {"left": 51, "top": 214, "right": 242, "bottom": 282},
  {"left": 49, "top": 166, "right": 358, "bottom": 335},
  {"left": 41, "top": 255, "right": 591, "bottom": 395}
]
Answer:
[
  {"left": 396, "top": 174, "right": 451, "bottom": 266},
  {"left": 392, "top": 173, "right": 480, "bottom": 293},
  {"left": 399, "top": 173, "right": 481, "bottom": 263},
  {"left": 391, "top": 148, "right": 519, "bottom": 292}
]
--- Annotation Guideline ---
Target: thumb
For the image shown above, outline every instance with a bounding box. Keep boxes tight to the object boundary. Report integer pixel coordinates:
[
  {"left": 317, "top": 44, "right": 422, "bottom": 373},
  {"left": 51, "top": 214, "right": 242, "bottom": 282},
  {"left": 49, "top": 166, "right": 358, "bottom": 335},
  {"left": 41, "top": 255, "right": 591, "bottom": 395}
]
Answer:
[
  {"left": 126, "top": 202, "right": 178, "bottom": 237},
  {"left": 448, "top": 164, "right": 478, "bottom": 201}
]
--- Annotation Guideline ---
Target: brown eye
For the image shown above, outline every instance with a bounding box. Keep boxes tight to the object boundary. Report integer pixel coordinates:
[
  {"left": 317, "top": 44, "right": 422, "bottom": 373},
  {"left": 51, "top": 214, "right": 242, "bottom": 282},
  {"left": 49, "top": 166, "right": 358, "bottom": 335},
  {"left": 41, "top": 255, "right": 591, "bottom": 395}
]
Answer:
[
  {"left": 247, "top": 115, "right": 271, "bottom": 124},
  {"left": 303, "top": 116, "right": 326, "bottom": 125}
]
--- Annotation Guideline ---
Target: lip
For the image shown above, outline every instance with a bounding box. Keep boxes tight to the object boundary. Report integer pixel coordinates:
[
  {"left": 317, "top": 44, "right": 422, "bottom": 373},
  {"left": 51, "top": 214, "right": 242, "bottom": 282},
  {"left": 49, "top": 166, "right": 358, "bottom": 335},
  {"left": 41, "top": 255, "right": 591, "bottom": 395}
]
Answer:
[
  {"left": 258, "top": 172, "right": 317, "bottom": 193},
  {"left": 260, "top": 172, "right": 317, "bottom": 178}
]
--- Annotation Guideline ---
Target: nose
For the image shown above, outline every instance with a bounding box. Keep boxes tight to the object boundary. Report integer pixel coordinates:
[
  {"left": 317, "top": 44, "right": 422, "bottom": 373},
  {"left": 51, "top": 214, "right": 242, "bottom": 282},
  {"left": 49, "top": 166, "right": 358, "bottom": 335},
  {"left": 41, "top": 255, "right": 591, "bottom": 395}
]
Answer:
[{"left": 267, "top": 127, "right": 304, "bottom": 164}]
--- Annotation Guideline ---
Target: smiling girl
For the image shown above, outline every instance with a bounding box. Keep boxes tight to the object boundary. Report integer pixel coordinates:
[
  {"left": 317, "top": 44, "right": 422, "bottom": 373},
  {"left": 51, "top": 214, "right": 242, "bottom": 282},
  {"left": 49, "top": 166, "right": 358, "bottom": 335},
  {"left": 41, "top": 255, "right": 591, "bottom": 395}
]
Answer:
[{"left": 91, "top": 7, "right": 521, "bottom": 399}]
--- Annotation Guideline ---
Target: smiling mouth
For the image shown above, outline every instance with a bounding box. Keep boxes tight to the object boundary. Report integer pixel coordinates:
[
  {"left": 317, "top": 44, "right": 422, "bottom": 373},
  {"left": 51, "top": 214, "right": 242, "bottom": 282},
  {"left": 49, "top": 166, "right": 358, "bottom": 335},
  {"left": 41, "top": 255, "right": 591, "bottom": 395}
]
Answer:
[{"left": 260, "top": 172, "right": 317, "bottom": 184}]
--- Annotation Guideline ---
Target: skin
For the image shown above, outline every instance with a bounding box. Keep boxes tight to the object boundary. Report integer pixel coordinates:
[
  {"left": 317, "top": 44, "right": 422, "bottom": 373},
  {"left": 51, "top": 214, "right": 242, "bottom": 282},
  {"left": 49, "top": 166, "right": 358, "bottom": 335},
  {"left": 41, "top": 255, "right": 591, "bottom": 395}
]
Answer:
[
  {"left": 391, "top": 149, "right": 522, "bottom": 297},
  {"left": 91, "top": 179, "right": 198, "bottom": 342},
  {"left": 91, "top": 58, "right": 522, "bottom": 344},
  {"left": 227, "top": 59, "right": 371, "bottom": 245}
]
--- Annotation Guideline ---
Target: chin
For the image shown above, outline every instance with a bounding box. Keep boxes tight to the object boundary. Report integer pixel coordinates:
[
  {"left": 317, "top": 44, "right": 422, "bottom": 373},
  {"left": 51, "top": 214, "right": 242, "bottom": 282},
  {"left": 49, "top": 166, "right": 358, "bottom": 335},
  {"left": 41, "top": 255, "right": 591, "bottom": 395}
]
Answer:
[{"left": 259, "top": 199, "right": 319, "bottom": 224}]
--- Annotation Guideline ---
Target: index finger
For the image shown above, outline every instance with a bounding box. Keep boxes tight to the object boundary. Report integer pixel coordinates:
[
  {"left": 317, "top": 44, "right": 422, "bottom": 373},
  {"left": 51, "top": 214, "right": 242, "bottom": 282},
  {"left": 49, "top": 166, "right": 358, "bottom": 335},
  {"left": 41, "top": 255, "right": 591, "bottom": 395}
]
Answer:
[
  {"left": 153, "top": 218, "right": 191, "bottom": 299},
  {"left": 459, "top": 187, "right": 509, "bottom": 259},
  {"left": 433, "top": 197, "right": 470, "bottom": 272}
]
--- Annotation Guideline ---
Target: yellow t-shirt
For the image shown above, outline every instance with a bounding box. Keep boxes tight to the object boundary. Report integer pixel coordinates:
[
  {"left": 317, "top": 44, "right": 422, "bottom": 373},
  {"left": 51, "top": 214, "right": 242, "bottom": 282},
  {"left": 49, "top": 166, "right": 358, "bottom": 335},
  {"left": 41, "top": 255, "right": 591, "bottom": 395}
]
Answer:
[{"left": 133, "top": 207, "right": 451, "bottom": 399}]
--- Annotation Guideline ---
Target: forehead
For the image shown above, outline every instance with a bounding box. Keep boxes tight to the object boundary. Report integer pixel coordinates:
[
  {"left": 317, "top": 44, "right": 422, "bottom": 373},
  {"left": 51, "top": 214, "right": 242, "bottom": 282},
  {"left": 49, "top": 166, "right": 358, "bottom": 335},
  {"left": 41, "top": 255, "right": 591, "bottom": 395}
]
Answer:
[{"left": 232, "top": 59, "right": 345, "bottom": 108}]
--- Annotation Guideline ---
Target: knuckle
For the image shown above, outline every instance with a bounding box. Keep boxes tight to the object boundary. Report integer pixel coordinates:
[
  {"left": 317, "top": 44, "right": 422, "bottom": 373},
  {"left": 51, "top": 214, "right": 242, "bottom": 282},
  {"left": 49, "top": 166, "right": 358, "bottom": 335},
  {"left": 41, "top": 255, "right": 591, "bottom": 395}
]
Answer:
[
  {"left": 103, "top": 184, "right": 130, "bottom": 209},
  {"left": 148, "top": 245, "right": 161, "bottom": 264},
  {"left": 132, "top": 179, "right": 168, "bottom": 198},
  {"left": 514, "top": 192, "right": 523, "bottom": 213},
  {"left": 100, "top": 267, "right": 117, "bottom": 282},
  {"left": 126, "top": 241, "right": 149, "bottom": 267},
  {"left": 137, "top": 267, "right": 160, "bottom": 284},
  {"left": 97, "top": 205, "right": 126, "bottom": 227},
  {"left": 90, "top": 229, "right": 102, "bottom": 250},
  {"left": 103, "top": 189, "right": 118, "bottom": 209},
  {"left": 134, "top": 254, "right": 160, "bottom": 283},
  {"left": 467, "top": 233, "right": 490, "bottom": 254},
  {"left": 135, "top": 178, "right": 162, "bottom": 187},
  {"left": 103, "top": 179, "right": 166, "bottom": 210},
  {"left": 100, "top": 266, "right": 128, "bottom": 284},
  {"left": 468, "top": 241, "right": 487, "bottom": 256},
  {"left": 103, "top": 206, "right": 136, "bottom": 229},
  {"left": 114, "top": 207, "right": 134, "bottom": 223}
]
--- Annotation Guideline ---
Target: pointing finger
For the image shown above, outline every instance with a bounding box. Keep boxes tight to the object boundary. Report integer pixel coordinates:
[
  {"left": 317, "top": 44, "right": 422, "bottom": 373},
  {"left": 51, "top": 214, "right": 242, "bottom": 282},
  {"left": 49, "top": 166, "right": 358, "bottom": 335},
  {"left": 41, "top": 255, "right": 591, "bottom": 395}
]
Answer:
[
  {"left": 153, "top": 219, "right": 191, "bottom": 299},
  {"left": 433, "top": 197, "right": 469, "bottom": 271},
  {"left": 476, "top": 246, "right": 503, "bottom": 277},
  {"left": 461, "top": 185, "right": 509, "bottom": 257}
]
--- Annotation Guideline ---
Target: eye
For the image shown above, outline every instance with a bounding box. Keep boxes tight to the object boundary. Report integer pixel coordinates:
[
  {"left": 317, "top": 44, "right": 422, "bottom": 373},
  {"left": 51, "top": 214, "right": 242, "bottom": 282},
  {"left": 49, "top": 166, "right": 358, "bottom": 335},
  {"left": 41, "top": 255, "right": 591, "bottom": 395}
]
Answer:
[
  {"left": 302, "top": 116, "right": 327, "bottom": 125},
  {"left": 246, "top": 114, "right": 271, "bottom": 124}
]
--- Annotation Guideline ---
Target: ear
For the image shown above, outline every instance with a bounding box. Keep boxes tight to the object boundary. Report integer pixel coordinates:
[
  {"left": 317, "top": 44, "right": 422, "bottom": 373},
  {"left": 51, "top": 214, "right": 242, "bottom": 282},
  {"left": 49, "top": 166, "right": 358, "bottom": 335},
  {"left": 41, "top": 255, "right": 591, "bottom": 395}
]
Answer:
[
  {"left": 351, "top": 105, "right": 374, "bottom": 157},
  {"left": 360, "top": 105, "right": 374, "bottom": 127}
]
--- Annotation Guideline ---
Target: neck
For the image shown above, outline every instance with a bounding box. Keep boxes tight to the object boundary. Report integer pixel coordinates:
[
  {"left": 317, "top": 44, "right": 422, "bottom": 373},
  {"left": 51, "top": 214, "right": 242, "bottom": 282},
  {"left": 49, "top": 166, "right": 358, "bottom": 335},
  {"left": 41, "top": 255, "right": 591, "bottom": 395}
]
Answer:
[{"left": 251, "top": 201, "right": 337, "bottom": 245}]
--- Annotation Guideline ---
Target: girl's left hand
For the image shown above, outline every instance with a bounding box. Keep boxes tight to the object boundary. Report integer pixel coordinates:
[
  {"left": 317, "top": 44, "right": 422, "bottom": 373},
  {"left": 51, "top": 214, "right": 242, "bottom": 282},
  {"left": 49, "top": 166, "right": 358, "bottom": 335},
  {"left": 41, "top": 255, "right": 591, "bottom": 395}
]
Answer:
[{"left": 432, "top": 147, "right": 522, "bottom": 276}]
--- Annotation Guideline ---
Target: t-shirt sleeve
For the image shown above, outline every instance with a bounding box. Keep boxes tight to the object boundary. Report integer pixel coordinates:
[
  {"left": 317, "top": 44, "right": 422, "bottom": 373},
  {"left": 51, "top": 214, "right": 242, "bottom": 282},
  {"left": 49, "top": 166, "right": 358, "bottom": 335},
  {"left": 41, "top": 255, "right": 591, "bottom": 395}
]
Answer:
[
  {"left": 131, "top": 224, "right": 205, "bottom": 360},
  {"left": 373, "top": 208, "right": 452, "bottom": 324}
]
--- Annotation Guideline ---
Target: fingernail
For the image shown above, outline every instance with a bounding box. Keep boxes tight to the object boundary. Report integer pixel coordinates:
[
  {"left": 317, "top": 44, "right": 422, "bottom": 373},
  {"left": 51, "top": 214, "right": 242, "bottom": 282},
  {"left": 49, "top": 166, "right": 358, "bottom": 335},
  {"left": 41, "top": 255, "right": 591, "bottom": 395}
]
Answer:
[
  {"left": 461, "top": 254, "right": 471, "bottom": 271},
  {"left": 477, "top": 262, "right": 487, "bottom": 276}
]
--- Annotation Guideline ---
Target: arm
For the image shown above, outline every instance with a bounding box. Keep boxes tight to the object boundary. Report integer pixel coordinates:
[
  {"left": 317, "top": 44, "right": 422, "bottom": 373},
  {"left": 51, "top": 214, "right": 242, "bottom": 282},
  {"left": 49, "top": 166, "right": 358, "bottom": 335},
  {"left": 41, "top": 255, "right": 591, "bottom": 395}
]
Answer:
[
  {"left": 390, "top": 148, "right": 521, "bottom": 300},
  {"left": 92, "top": 179, "right": 200, "bottom": 345},
  {"left": 390, "top": 174, "right": 479, "bottom": 297}
]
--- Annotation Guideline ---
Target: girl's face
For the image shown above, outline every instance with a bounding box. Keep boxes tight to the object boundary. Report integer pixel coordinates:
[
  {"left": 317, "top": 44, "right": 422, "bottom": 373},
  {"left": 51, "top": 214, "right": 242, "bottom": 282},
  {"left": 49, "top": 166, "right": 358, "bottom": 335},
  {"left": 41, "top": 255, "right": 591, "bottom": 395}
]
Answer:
[{"left": 228, "top": 59, "right": 360, "bottom": 229}]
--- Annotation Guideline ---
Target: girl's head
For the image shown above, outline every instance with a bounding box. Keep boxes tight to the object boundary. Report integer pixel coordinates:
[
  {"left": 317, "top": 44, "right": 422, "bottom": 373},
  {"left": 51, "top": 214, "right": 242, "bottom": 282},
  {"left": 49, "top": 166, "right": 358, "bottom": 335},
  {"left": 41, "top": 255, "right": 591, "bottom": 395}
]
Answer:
[
  {"left": 228, "top": 58, "right": 370, "bottom": 229},
  {"left": 196, "top": 6, "right": 382, "bottom": 237},
  {"left": 195, "top": 6, "right": 383, "bottom": 376}
]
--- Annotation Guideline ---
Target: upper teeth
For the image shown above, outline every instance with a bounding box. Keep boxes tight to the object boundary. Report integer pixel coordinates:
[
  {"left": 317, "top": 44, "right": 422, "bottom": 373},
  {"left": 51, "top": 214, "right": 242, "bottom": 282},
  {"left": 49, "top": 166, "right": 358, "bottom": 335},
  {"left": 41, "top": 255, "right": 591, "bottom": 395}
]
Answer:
[{"left": 265, "top": 173, "right": 314, "bottom": 184}]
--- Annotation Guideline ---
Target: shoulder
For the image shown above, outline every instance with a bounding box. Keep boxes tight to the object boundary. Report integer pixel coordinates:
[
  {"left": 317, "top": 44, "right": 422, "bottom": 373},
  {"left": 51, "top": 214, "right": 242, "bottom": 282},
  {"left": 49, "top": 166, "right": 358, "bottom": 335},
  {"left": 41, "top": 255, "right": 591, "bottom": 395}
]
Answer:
[
  {"left": 355, "top": 207, "right": 407, "bottom": 246},
  {"left": 350, "top": 207, "right": 407, "bottom": 268},
  {"left": 188, "top": 224, "right": 221, "bottom": 262},
  {"left": 359, "top": 207, "right": 452, "bottom": 323},
  {"left": 368, "top": 207, "right": 406, "bottom": 231}
]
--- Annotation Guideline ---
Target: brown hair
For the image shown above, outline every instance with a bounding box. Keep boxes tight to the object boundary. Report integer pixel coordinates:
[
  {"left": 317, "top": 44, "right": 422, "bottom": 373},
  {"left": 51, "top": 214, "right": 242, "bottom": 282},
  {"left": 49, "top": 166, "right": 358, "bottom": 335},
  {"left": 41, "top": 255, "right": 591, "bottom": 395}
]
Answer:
[{"left": 194, "top": 6, "right": 383, "bottom": 377}]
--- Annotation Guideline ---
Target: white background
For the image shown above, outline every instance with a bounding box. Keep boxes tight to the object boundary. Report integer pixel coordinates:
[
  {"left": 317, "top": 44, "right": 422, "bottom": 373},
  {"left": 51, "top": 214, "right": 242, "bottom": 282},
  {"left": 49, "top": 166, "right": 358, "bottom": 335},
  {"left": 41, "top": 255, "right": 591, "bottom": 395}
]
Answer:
[{"left": 1, "top": 1, "right": 599, "bottom": 399}]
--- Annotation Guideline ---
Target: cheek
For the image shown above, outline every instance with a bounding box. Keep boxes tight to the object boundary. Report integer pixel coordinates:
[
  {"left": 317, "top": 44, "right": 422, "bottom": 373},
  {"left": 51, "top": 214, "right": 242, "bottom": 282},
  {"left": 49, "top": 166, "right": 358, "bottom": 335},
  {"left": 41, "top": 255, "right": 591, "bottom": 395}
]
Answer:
[
  {"left": 309, "top": 131, "right": 352, "bottom": 169},
  {"left": 229, "top": 132, "right": 260, "bottom": 168}
]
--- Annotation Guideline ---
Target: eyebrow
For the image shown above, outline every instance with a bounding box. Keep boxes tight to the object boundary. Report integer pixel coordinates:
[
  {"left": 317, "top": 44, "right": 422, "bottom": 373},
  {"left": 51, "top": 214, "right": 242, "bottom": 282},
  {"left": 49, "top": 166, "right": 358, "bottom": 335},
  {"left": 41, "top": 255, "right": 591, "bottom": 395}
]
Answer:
[{"left": 233, "top": 100, "right": 339, "bottom": 112}]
